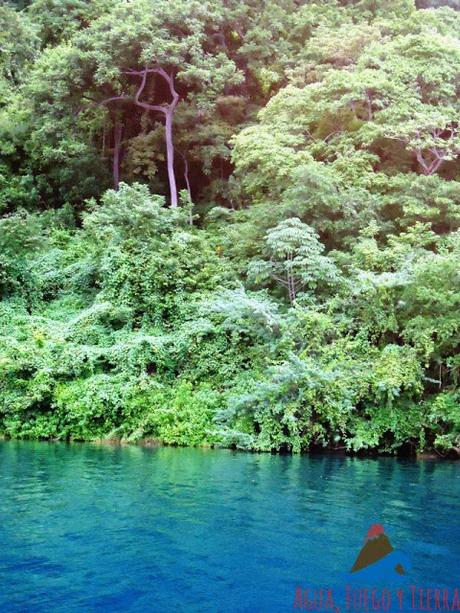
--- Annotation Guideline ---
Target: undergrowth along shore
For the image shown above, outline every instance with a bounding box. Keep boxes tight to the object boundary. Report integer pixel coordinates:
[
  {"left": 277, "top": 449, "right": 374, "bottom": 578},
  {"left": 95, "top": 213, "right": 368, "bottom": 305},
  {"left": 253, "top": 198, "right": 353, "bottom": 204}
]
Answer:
[{"left": 0, "top": 436, "right": 455, "bottom": 461}]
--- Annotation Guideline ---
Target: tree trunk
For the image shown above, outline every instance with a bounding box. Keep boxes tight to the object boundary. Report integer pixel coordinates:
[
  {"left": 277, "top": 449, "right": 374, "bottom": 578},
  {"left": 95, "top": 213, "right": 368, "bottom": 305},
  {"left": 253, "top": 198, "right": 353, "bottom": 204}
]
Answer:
[
  {"left": 183, "top": 154, "right": 193, "bottom": 224},
  {"left": 101, "top": 66, "right": 180, "bottom": 207},
  {"left": 130, "top": 66, "right": 179, "bottom": 208},
  {"left": 113, "top": 122, "right": 123, "bottom": 190},
  {"left": 164, "top": 110, "right": 178, "bottom": 208},
  {"left": 183, "top": 154, "right": 192, "bottom": 202},
  {"left": 287, "top": 273, "right": 296, "bottom": 304},
  {"left": 287, "top": 253, "right": 296, "bottom": 304}
]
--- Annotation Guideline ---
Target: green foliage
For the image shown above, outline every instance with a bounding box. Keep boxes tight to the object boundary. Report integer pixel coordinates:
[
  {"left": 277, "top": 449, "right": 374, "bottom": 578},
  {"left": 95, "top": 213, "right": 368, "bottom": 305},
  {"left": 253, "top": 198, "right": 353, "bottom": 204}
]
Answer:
[
  {"left": 27, "top": 0, "right": 115, "bottom": 47},
  {"left": 1, "top": 0, "right": 460, "bottom": 456},
  {"left": 247, "top": 218, "right": 339, "bottom": 303},
  {"left": 426, "top": 392, "right": 460, "bottom": 453},
  {"left": 128, "top": 382, "right": 222, "bottom": 446}
]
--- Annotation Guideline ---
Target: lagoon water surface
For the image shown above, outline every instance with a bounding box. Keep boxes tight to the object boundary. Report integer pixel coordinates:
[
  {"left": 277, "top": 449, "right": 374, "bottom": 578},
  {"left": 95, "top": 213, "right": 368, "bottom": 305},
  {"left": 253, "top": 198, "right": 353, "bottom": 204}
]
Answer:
[{"left": 0, "top": 441, "right": 459, "bottom": 612}]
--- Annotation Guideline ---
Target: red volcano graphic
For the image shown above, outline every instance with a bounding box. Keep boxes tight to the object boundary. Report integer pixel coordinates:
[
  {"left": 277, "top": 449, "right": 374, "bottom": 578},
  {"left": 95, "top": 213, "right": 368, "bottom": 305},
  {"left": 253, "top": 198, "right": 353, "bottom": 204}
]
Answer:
[{"left": 351, "top": 524, "right": 404, "bottom": 574}]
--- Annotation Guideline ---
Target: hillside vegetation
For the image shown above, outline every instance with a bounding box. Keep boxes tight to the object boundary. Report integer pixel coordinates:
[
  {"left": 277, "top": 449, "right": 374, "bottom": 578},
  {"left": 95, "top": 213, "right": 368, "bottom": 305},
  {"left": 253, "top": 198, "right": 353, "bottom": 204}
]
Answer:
[{"left": 1, "top": 0, "right": 460, "bottom": 455}]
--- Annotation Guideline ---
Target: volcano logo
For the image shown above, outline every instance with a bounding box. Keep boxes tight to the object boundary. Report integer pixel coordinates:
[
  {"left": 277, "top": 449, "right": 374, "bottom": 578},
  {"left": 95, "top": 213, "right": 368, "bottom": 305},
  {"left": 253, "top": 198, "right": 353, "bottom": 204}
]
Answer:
[{"left": 350, "top": 524, "right": 408, "bottom": 578}]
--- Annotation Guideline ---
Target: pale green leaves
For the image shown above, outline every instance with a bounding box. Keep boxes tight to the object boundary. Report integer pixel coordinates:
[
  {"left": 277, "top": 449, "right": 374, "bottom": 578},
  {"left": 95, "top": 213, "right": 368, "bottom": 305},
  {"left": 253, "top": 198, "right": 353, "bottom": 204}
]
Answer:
[{"left": 248, "top": 218, "right": 339, "bottom": 302}]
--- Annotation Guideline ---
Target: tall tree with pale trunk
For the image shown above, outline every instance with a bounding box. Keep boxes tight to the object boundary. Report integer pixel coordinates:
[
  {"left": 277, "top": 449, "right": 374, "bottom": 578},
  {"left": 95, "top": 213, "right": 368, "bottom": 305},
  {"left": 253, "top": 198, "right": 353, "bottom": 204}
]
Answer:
[{"left": 74, "top": 0, "right": 241, "bottom": 207}]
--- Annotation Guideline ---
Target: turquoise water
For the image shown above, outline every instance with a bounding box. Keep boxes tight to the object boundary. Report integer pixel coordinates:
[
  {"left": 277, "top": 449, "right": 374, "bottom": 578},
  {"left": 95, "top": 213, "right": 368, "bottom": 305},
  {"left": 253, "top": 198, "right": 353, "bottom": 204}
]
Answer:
[{"left": 0, "top": 441, "right": 459, "bottom": 612}]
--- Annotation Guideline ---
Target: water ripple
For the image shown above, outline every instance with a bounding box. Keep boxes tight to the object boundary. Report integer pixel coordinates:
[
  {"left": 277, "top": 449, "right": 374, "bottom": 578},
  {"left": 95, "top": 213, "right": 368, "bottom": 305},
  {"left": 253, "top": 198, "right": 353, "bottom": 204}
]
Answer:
[{"left": 0, "top": 442, "right": 458, "bottom": 612}]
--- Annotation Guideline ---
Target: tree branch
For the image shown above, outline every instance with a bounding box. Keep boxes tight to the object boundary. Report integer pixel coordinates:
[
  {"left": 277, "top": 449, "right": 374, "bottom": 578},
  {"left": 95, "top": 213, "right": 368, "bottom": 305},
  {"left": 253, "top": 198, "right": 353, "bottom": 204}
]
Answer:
[
  {"left": 153, "top": 66, "right": 180, "bottom": 110},
  {"left": 132, "top": 67, "right": 166, "bottom": 114},
  {"left": 123, "top": 66, "right": 180, "bottom": 114},
  {"left": 97, "top": 94, "right": 133, "bottom": 107}
]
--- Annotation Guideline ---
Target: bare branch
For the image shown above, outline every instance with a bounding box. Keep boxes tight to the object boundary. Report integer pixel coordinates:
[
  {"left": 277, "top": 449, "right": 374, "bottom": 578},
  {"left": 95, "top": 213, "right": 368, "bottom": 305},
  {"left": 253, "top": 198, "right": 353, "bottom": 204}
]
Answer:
[
  {"left": 271, "top": 275, "right": 289, "bottom": 288},
  {"left": 152, "top": 66, "right": 180, "bottom": 109},
  {"left": 132, "top": 67, "right": 166, "bottom": 114},
  {"left": 415, "top": 148, "right": 430, "bottom": 173},
  {"left": 98, "top": 94, "right": 133, "bottom": 106},
  {"left": 415, "top": 148, "right": 444, "bottom": 175}
]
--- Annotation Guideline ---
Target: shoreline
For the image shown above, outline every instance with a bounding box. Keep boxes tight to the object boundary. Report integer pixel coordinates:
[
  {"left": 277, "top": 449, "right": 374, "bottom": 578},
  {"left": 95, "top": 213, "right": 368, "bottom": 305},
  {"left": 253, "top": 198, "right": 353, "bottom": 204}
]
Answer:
[{"left": 0, "top": 435, "right": 456, "bottom": 461}]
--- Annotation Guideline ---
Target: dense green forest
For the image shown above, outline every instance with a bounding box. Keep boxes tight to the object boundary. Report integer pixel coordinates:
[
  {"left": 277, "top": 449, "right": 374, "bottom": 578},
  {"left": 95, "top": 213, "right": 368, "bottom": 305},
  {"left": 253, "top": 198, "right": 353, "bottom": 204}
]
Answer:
[{"left": 1, "top": 0, "right": 460, "bottom": 455}]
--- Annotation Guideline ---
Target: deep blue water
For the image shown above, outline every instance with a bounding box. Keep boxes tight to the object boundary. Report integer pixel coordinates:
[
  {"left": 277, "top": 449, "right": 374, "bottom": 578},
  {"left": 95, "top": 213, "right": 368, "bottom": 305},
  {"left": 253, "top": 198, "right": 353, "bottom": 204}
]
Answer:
[{"left": 0, "top": 441, "right": 459, "bottom": 612}]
